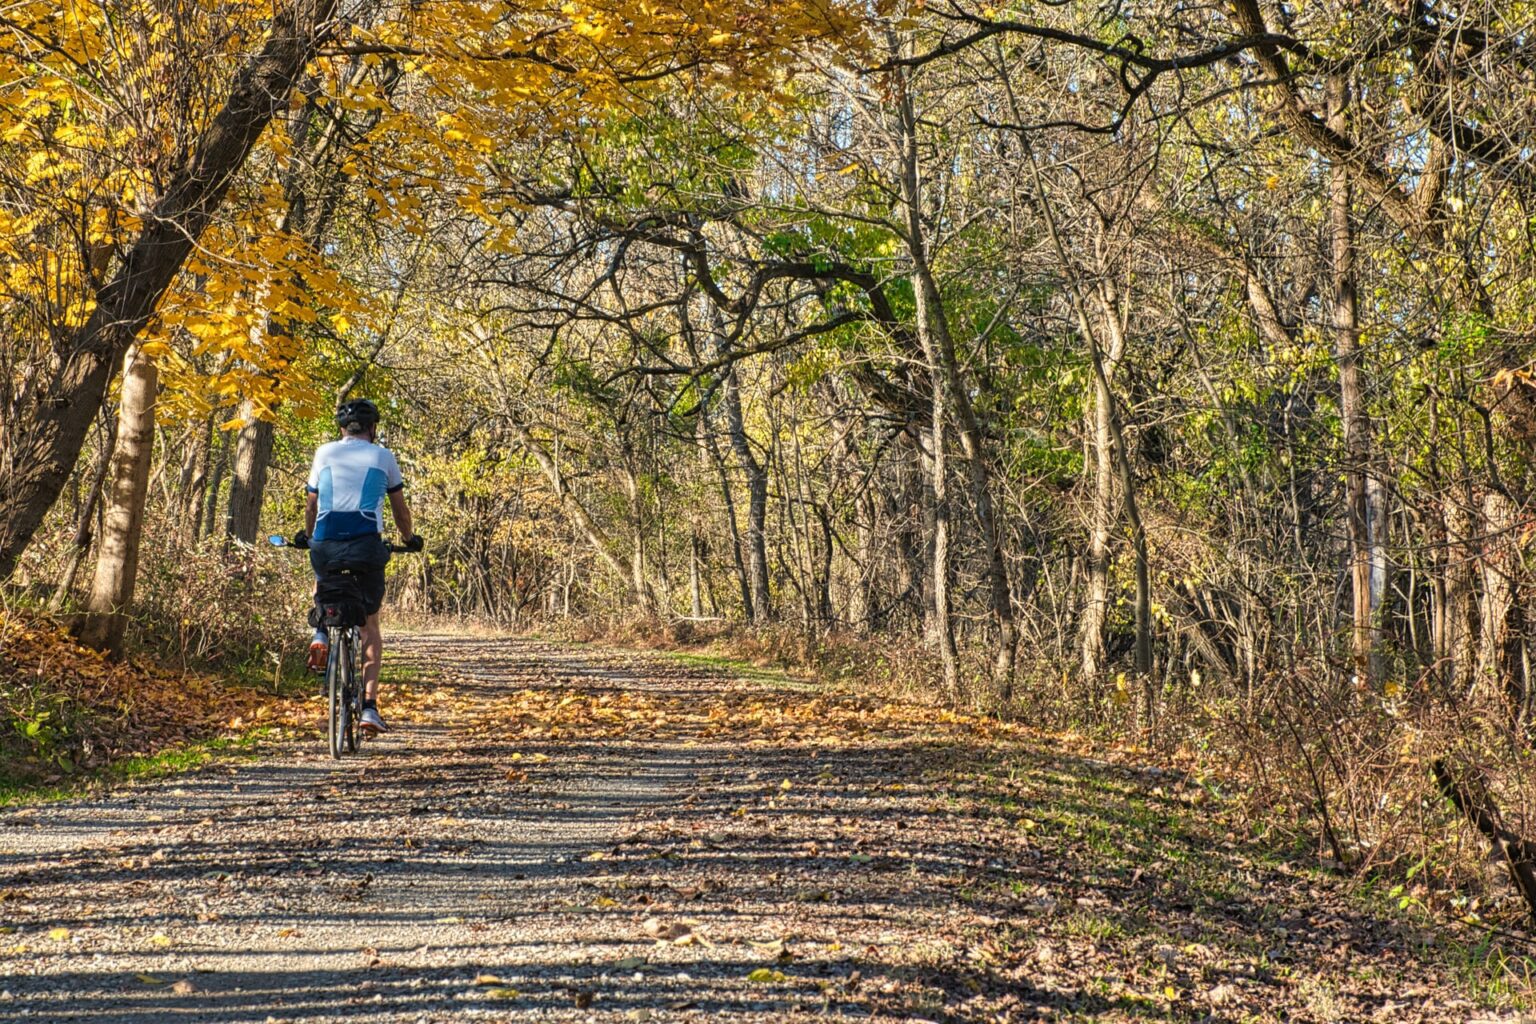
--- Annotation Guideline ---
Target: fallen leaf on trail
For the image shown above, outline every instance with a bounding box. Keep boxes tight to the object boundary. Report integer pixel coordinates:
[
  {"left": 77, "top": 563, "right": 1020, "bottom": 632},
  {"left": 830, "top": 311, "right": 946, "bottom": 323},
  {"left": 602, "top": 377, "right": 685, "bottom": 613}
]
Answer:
[
  {"left": 47, "top": 927, "right": 70, "bottom": 940},
  {"left": 484, "top": 986, "right": 519, "bottom": 1000},
  {"left": 1207, "top": 983, "right": 1238, "bottom": 1006},
  {"left": 747, "top": 968, "right": 788, "bottom": 983},
  {"left": 474, "top": 974, "right": 505, "bottom": 986},
  {"left": 149, "top": 932, "right": 172, "bottom": 947},
  {"left": 277, "top": 928, "right": 299, "bottom": 938},
  {"left": 171, "top": 980, "right": 196, "bottom": 995},
  {"left": 136, "top": 973, "right": 166, "bottom": 985},
  {"left": 614, "top": 955, "right": 647, "bottom": 970},
  {"left": 642, "top": 918, "right": 695, "bottom": 941},
  {"left": 434, "top": 916, "right": 464, "bottom": 924},
  {"left": 779, "top": 779, "right": 793, "bottom": 791},
  {"left": 750, "top": 937, "right": 789, "bottom": 959}
]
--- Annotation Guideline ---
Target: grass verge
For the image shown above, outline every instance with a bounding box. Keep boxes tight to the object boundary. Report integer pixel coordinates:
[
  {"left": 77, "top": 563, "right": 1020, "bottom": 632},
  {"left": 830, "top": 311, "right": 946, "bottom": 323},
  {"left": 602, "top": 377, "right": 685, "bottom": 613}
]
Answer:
[{"left": 0, "top": 726, "right": 284, "bottom": 807}]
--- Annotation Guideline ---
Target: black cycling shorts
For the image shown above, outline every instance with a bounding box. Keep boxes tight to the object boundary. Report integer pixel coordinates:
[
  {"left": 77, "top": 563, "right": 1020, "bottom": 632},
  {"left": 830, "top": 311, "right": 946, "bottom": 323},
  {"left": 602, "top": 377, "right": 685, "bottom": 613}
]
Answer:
[{"left": 309, "top": 534, "right": 390, "bottom": 616}]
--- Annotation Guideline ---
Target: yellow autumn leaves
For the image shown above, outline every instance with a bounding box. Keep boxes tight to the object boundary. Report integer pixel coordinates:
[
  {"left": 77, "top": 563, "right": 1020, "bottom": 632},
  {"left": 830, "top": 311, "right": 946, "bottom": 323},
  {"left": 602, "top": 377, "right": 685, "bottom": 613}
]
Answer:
[{"left": 1, "top": 0, "right": 882, "bottom": 433}]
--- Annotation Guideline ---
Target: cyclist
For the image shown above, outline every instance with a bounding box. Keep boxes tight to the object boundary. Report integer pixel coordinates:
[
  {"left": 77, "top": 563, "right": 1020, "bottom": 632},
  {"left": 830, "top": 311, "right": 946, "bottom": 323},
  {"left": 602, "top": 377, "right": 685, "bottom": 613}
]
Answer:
[{"left": 296, "top": 398, "right": 421, "bottom": 736}]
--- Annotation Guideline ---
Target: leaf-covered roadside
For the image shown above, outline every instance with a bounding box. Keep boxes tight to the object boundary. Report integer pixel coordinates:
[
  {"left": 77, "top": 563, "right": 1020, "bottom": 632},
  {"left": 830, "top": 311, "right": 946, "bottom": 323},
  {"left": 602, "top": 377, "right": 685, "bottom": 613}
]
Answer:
[
  {"left": 0, "top": 609, "right": 507, "bottom": 793},
  {"left": 0, "top": 612, "right": 307, "bottom": 788}
]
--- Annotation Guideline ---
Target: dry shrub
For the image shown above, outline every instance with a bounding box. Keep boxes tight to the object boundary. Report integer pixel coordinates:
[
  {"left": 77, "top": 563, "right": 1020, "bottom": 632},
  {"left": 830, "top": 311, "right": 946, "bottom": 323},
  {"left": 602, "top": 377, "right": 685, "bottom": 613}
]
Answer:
[
  {"left": 130, "top": 533, "right": 313, "bottom": 673},
  {"left": 1180, "top": 663, "right": 1536, "bottom": 925}
]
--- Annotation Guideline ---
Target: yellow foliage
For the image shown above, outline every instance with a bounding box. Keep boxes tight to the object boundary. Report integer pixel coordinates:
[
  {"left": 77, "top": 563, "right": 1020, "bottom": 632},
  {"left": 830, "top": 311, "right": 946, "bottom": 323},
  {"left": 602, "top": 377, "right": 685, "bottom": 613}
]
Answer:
[{"left": 0, "top": 0, "right": 879, "bottom": 425}]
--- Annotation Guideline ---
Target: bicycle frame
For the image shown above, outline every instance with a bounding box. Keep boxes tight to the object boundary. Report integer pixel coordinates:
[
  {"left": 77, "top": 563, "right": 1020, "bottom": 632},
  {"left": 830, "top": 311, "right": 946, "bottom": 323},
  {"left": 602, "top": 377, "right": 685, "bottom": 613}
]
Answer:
[{"left": 268, "top": 533, "right": 417, "bottom": 759}]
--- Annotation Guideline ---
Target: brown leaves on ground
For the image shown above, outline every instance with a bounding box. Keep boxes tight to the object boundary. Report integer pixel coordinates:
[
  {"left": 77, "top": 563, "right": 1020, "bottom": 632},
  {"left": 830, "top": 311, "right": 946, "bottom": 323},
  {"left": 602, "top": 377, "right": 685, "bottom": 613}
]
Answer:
[
  {"left": 0, "top": 612, "right": 308, "bottom": 782},
  {"left": 463, "top": 671, "right": 1020, "bottom": 749}
]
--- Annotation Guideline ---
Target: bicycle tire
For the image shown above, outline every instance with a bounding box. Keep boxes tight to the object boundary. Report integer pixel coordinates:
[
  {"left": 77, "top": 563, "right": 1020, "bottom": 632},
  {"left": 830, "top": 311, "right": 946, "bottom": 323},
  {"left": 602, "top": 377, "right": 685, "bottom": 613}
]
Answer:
[
  {"left": 344, "top": 627, "right": 361, "bottom": 753},
  {"left": 327, "top": 629, "right": 345, "bottom": 759}
]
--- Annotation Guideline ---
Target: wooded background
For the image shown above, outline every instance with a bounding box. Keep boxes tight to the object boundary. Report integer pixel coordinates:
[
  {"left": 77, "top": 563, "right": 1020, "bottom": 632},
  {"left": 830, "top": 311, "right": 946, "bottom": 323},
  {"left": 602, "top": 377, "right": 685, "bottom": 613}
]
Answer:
[{"left": 6, "top": 0, "right": 1536, "bottom": 922}]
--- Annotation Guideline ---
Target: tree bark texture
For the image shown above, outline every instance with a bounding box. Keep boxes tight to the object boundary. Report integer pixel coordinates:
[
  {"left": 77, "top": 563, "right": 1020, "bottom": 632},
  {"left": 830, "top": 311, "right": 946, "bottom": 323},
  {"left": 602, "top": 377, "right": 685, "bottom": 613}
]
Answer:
[
  {"left": 225, "top": 411, "right": 276, "bottom": 545},
  {"left": 708, "top": 311, "right": 772, "bottom": 623},
  {"left": 1327, "top": 73, "right": 1381, "bottom": 684},
  {"left": 895, "top": 52, "right": 1016, "bottom": 698},
  {"left": 77, "top": 347, "right": 160, "bottom": 652}
]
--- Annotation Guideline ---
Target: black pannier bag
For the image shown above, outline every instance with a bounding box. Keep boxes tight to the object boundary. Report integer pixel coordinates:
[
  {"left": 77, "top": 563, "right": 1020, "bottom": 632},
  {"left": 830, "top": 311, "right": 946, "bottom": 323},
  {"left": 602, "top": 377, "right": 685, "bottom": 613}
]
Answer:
[{"left": 309, "top": 572, "right": 367, "bottom": 629}]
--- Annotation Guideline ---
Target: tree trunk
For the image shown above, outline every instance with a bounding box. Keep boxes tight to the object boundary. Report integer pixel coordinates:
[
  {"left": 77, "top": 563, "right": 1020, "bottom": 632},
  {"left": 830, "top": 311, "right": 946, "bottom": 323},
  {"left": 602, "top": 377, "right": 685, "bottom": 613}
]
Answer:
[
  {"left": 623, "top": 468, "right": 651, "bottom": 615},
  {"left": 1093, "top": 285, "right": 1152, "bottom": 678},
  {"left": 1328, "top": 73, "right": 1381, "bottom": 684},
  {"left": 1433, "top": 759, "right": 1536, "bottom": 926},
  {"left": 176, "top": 415, "right": 214, "bottom": 548},
  {"left": 1080, "top": 319, "right": 1120, "bottom": 684},
  {"left": 895, "top": 53, "right": 1015, "bottom": 698},
  {"left": 701, "top": 408, "right": 753, "bottom": 617},
  {"left": 76, "top": 347, "right": 160, "bottom": 652},
  {"left": 852, "top": 486, "right": 877, "bottom": 632},
  {"left": 1480, "top": 490, "right": 1528, "bottom": 724},
  {"left": 689, "top": 533, "right": 704, "bottom": 618},
  {"left": 709, "top": 313, "right": 771, "bottom": 622},
  {"left": 201, "top": 427, "right": 231, "bottom": 543},
  {"left": 1443, "top": 495, "right": 1481, "bottom": 688},
  {"left": 225, "top": 410, "right": 275, "bottom": 544},
  {"left": 895, "top": 71, "right": 960, "bottom": 696},
  {"left": 0, "top": 0, "right": 338, "bottom": 580}
]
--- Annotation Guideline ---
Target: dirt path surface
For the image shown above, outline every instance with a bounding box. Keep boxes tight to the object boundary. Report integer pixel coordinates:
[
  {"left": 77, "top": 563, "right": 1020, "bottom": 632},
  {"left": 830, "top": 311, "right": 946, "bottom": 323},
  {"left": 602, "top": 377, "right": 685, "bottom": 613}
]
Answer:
[{"left": 0, "top": 633, "right": 1511, "bottom": 1022}]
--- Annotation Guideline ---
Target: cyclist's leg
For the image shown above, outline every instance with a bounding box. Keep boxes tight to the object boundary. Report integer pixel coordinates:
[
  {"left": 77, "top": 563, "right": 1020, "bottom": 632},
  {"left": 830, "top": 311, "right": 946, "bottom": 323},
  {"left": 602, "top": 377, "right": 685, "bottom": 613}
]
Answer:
[
  {"left": 360, "top": 611, "right": 383, "bottom": 700},
  {"left": 355, "top": 548, "right": 388, "bottom": 732}
]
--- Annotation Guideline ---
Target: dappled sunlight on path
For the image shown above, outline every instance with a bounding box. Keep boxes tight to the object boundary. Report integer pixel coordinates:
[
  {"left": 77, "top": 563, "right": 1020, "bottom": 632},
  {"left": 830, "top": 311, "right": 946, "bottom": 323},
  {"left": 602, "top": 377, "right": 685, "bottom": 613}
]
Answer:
[{"left": 0, "top": 634, "right": 1481, "bottom": 1022}]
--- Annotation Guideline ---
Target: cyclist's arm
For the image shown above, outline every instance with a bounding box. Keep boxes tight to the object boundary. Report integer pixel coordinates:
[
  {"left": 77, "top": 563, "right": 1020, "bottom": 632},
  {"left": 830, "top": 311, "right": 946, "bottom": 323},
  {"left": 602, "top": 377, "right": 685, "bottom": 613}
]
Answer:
[
  {"left": 388, "top": 489, "right": 414, "bottom": 541},
  {"left": 305, "top": 491, "right": 318, "bottom": 535}
]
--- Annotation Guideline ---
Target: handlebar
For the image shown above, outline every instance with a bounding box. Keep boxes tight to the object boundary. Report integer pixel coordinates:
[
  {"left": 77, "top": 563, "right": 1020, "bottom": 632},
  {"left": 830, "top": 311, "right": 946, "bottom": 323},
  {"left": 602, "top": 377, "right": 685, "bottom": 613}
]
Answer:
[{"left": 268, "top": 533, "right": 422, "bottom": 554}]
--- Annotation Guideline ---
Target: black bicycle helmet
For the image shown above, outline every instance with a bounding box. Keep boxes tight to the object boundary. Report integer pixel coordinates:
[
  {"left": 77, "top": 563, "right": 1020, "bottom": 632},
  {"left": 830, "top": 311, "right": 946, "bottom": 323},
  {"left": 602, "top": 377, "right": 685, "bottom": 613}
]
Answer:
[{"left": 335, "top": 398, "right": 380, "bottom": 434}]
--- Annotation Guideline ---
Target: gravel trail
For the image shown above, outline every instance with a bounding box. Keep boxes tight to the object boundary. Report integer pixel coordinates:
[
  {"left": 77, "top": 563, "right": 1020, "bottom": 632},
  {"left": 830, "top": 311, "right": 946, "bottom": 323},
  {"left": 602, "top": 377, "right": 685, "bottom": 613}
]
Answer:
[
  {"left": 0, "top": 632, "right": 1503, "bottom": 1023},
  {"left": 0, "top": 634, "right": 898, "bottom": 1023}
]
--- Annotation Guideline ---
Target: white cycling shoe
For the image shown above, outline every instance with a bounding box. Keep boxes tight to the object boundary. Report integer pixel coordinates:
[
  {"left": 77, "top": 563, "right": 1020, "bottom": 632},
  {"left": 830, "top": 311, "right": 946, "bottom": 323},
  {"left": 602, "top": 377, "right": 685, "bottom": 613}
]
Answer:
[{"left": 360, "top": 707, "right": 388, "bottom": 735}]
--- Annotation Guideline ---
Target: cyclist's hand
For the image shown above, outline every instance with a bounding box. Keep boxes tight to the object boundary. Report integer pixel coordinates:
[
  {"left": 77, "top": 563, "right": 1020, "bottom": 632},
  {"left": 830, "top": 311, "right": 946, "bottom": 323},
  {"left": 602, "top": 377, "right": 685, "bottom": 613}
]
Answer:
[
  {"left": 292, "top": 530, "right": 310, "bottom": 550},
  {"left": 404, "top": 534, "right": 425, "bottom": 553}
]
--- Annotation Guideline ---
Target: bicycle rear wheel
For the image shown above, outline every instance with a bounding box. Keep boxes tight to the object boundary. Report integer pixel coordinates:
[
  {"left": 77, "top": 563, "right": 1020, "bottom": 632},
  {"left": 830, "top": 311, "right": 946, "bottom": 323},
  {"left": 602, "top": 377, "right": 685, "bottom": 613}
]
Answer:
[
  {"left": 343, "top": 627, "right": 361, "bottom": 753},
  {"left": 326, "top": 631, "right": 346, "bottom": 759}
]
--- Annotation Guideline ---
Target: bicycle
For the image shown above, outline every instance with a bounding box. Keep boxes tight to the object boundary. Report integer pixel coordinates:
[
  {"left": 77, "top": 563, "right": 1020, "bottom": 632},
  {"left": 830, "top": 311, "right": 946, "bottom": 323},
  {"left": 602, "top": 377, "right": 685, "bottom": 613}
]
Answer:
[{"left": 269, "top": 534, "right": 417, "bottom": 758}]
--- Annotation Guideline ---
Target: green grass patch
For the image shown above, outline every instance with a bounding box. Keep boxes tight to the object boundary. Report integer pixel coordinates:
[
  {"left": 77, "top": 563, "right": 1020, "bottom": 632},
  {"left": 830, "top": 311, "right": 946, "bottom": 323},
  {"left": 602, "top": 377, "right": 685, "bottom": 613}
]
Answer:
[
  {"left": 660, "top": 648, "right": 819, "bottom": 691},
  {"left": 0, "top": 727, "right": 278, "bottom": 808}
]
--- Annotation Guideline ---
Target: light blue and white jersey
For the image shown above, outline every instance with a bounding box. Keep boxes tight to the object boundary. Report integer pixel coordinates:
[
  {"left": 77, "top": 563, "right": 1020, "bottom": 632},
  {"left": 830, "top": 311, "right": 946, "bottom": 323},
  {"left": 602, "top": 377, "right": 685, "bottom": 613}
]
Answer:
[{"left": 306, "top": 437, "right": 404, "bottom": 541}]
